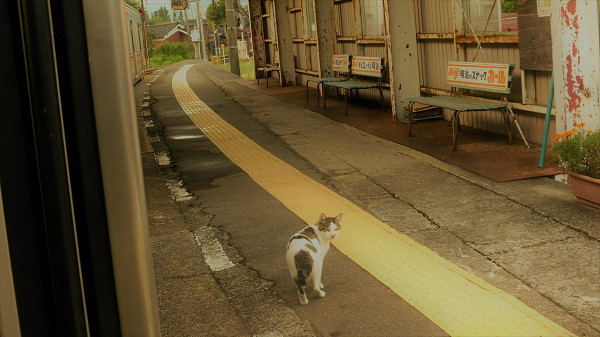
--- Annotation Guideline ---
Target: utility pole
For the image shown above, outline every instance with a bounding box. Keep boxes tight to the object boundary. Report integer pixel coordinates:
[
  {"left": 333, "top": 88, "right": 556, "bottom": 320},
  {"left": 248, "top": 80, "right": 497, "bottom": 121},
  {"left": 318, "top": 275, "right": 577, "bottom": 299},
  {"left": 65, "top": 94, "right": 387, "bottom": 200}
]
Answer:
[
  {"left": 183, "top": 8, "right": 193, "bottom": 56},
  {"left": 195, "top": 0, "right": 207, "bottom": 59},
  {"left": 224, "top": 0, "right": 240, "bottom": 75}
]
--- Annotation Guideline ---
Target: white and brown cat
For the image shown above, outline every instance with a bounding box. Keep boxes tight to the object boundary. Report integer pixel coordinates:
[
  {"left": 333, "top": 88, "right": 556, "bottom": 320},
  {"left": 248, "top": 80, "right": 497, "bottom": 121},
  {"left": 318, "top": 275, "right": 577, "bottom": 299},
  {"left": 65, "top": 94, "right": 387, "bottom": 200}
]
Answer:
[{"left": 286, "top": 213, "right": 342, "bottom": 305}]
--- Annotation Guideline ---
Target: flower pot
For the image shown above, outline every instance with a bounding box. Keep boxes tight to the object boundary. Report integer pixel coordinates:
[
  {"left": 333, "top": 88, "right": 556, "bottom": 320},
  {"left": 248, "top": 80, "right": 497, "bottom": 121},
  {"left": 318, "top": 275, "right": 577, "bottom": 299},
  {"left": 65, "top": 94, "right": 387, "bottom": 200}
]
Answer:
[{"left": 569, "top": 172, "right": 600, "bottom": 208}]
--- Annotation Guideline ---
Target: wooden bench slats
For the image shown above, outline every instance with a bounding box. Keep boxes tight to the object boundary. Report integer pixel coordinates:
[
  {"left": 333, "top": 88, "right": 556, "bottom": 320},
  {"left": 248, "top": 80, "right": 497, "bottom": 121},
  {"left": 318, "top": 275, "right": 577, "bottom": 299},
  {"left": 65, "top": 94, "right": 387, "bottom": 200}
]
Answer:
[
  {"left": 326, "top": 81, "right": 379, "bottom": 90},
  {"left": 408, "top": 96, "right": 506, "bottom": 112},
  {"left": 408, "top": 61, "right": 521, "bottom": 151},
  {"left": 323, "top": 56, "right": 385, "bottom": 115},
  {"left": 306, "top": 55, "right": 352, "bottom": 106}
]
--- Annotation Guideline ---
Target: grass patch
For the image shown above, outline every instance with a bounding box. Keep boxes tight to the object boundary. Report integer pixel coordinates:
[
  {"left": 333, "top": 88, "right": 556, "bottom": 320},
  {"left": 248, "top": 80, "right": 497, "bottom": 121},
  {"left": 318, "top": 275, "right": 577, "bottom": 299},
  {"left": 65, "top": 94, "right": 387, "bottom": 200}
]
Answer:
[
  {"left": 221, "top": 59, "right": 255, "bottom": 80},
  {"left": 149, "top": 42, "right": 192, "bottom": 68}
]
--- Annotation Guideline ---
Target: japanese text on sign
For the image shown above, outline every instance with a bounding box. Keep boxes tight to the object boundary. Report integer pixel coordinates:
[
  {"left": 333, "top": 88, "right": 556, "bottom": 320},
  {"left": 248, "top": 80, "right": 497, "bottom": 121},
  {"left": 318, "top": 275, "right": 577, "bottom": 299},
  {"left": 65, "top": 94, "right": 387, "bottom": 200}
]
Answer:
[
  {"left": 447, "top": 62, "right": 510, "bottom": 91},
  {"left": 351, "top": 57, "right": 382, "bottom": 76},
  {"left": 332, "top": 55, "right": 350, "bottom": 71}
]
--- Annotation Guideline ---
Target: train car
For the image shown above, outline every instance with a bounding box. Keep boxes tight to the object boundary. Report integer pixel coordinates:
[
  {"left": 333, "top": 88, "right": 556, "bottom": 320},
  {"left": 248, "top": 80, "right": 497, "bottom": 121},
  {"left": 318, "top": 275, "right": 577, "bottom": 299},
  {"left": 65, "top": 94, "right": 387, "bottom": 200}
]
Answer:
[
  {"left": 1, "top": 0, "right": 159, "bottom": 335},
  {"left": 125, "top": 2, "right": 146, "bottom": 84}
]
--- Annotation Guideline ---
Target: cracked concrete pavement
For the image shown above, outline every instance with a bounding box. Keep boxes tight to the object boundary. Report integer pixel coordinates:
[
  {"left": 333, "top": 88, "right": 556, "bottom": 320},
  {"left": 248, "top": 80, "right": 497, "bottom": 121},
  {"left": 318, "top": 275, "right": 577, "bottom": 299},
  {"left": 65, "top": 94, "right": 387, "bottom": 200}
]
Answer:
[{"left": 139, "top": 62, "right": 600, "bottom": 336}]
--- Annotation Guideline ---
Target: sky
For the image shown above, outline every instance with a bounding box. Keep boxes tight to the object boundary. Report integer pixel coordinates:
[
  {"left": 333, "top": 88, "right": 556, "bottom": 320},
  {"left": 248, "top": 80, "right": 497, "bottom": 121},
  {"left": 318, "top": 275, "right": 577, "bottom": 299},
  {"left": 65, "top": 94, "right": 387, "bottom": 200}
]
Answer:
[{"left": 144, "top": 0, "right": 249, "bottom": 19}]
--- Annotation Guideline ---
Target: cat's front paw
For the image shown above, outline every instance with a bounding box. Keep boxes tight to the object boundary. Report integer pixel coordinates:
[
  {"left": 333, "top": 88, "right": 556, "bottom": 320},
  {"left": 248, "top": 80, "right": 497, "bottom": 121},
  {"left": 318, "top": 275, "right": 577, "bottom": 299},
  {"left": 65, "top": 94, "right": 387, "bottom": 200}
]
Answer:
[
  {"left": 320, "top": 282, "right": 325, "bottom": 290},
  {"left": 315, "top": 289, "right": 326, "bottom": 298}
]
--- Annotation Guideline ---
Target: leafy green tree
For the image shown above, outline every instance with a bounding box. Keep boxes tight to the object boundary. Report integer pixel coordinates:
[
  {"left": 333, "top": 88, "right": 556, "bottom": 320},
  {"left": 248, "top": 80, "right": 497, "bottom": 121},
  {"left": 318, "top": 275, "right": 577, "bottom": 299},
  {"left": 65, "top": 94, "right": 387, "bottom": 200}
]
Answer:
[
  {"left": 206, "top": 0, "right": 226, "bottom": 30},
  {"left": 501, "top": 0, "right": 517, "bottom": 13},
  {"left": 148, "top": 6, "right": 171, "bottom": 25}
]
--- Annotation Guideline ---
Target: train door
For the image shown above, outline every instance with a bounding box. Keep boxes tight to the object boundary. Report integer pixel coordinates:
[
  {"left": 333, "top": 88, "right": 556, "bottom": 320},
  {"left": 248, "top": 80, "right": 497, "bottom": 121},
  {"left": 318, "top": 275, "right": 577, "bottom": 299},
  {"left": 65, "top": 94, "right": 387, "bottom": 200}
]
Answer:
[{"left": 0, "top": 0, "right": 159, "bottom": 335}]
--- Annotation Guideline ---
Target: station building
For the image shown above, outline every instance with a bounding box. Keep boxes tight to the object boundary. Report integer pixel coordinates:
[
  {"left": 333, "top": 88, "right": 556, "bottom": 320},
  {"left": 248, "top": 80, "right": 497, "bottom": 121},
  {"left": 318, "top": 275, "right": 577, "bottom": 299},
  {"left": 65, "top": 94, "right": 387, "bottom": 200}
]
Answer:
[{"left": 247, "top": 0, "right": 600, "bottom": 144}]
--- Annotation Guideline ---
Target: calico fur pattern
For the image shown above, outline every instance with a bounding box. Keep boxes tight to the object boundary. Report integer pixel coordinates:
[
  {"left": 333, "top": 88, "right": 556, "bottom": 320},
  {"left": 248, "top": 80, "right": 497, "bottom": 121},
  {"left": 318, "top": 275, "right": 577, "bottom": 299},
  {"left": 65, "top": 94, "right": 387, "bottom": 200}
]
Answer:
[{"left": 286, "top": 213, "right": 342, "bottom": 305}]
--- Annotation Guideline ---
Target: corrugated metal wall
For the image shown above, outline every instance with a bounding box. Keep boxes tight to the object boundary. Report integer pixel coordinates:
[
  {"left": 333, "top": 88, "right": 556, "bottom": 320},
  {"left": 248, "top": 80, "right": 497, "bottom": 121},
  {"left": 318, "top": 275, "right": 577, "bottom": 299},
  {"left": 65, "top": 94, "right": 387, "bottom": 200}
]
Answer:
[
  {"left": 287, "top": 0, "right": 320, "bottom": 85},
  {"left": 414, "top": 0, "right": 554, "bottom": 144},
  {"left": 331, "top": 0, "right": 390, "bottom": 104},
  {"left": 253, "top": 0, "right": 554, "bottom": 143}
]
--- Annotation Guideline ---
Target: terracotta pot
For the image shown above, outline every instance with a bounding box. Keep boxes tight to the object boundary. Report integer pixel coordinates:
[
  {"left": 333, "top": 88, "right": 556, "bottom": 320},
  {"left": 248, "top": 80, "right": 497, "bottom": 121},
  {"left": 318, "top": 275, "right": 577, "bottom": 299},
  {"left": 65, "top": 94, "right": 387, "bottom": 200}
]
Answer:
[{"left": 569, "top": 172, "right": 600, "bottom": 208}]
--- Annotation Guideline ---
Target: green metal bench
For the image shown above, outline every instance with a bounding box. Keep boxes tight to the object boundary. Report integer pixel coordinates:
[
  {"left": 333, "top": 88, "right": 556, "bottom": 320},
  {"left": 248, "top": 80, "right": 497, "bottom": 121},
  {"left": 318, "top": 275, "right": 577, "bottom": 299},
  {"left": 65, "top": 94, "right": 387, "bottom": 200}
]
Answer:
[
  {"left": 305, "top": 54, "right": 350, "bottom": 107},
  {"left": 322, "top": 56, "right": 386, "bottom": 116},
  {"left": 257, "top": 66, "right": 279, "bottom": 87},
  {"left": 408, "top": 61, "right": 527, "bottom": 151},
  {"left": 257, "top": 52, "right": 279, "bottom": 88}
]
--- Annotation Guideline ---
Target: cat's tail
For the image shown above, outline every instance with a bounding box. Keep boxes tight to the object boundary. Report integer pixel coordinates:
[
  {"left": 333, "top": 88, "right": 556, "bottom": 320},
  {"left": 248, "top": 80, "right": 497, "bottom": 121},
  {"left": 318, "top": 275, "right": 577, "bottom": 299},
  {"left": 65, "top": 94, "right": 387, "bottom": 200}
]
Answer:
[
  {"left": 294, "top": 250, "right": 312, "bottom": 288},
  {"left": 296, "top": 268, "right": 308, "bottom": 288}
]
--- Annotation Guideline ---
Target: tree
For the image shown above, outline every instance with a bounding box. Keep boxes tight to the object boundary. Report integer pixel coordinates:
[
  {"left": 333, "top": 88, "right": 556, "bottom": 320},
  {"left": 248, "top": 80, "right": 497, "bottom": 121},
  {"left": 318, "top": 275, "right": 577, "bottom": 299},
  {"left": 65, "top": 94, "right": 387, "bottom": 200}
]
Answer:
[
  {"left": 501, "top": 0, "right": 517, "bottom": 13},
  {"left": 124, "top": 0, "right": 140, "bottom": 10},
  {"left": 148, "top": 6, "right": 171, "bottom": 25},
  {"left": 205, "top": 0, "right": 226, "bottom": 30}
]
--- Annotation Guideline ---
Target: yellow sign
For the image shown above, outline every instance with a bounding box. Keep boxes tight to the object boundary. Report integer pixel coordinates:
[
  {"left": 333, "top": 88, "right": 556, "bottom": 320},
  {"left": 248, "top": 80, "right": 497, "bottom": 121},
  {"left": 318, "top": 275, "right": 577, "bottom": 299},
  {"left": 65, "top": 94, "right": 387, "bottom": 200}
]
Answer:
[
  {"left": 447, "top": 62, "right": 510, "bottom": 92},
  {"left": 171, "top": 0, "right": 189, "bottom": 10}
]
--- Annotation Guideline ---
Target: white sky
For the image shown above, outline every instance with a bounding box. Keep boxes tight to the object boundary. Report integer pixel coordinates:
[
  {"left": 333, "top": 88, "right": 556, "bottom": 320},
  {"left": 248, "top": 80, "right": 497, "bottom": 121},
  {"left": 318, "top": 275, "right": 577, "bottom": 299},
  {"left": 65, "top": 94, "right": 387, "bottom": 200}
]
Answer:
[{"left": 144, "top": 0, "right": 249, "bottom": 19}]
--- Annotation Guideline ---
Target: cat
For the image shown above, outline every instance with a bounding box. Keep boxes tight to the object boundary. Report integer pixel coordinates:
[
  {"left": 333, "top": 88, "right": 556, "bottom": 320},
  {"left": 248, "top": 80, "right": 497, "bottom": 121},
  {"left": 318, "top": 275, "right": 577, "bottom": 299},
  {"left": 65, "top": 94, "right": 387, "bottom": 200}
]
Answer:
[{"left": 286, "top": 213, "right": 342, "bottom": 305}]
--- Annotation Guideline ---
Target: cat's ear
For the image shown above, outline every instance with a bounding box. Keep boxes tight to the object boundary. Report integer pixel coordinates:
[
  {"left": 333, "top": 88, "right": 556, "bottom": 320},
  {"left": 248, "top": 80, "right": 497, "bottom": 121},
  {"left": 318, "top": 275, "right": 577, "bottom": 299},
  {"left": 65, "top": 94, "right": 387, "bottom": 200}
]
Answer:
[
  {"left": 319, "top": 213, "right": 327, "bottom": 222},
  {"left": 334, "top": 213, "right": 342, "bottom": 224}
]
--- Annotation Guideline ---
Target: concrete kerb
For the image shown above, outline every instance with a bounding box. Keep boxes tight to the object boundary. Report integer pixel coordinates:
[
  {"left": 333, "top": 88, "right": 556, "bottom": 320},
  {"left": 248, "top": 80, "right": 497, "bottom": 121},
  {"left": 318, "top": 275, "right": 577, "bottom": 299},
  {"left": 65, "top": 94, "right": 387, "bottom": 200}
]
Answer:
[{"left": 195, "top": 62, "right": 599, "bottom": 336}]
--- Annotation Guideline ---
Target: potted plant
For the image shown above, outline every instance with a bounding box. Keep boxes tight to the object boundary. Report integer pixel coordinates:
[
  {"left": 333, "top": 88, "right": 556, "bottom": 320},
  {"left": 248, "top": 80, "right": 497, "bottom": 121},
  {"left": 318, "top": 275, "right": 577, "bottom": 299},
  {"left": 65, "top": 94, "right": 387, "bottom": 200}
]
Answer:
[{"left": 552, "top": 123, "right": 600, "bottom": 208}]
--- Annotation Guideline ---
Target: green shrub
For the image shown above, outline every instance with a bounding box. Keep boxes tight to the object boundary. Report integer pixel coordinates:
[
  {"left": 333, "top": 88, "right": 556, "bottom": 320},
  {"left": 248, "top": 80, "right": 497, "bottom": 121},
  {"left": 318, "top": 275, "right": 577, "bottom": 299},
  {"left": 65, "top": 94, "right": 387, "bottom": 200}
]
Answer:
[
  {"left": 150, "top": 54, "right": 185, "bottom": 67},
  {"left": 552, "top": 123, "right": 600, "bottom": 179},
  {"left": 155, "top": 42, "right": 191, "bottom": 58},
  {"left": 150, "top": 42, "right": 192, "bottom": 67}
]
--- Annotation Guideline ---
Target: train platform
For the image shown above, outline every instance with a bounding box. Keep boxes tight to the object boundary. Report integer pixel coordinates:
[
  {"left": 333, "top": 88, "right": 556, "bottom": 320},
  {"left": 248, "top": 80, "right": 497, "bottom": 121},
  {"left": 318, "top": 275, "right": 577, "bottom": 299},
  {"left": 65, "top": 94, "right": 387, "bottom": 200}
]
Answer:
[{"left": 135, "top": 60, "right": 599, "bottom": 336}]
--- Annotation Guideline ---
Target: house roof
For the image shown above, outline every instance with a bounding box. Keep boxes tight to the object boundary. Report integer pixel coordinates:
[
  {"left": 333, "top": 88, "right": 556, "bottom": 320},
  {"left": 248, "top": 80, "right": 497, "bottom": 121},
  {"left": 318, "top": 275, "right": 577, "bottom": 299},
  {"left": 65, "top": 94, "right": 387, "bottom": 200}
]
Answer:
[{"left": 147, "top": 22, "right": 187, "bottom": 39}]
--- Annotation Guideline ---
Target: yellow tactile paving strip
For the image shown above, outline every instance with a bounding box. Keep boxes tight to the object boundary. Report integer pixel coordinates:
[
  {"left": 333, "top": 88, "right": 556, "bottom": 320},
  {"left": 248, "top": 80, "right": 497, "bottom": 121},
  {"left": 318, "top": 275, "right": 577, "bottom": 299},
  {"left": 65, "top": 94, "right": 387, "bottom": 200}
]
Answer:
[{"left": 172, "top": 64, "right": 575, "bottom": 336}]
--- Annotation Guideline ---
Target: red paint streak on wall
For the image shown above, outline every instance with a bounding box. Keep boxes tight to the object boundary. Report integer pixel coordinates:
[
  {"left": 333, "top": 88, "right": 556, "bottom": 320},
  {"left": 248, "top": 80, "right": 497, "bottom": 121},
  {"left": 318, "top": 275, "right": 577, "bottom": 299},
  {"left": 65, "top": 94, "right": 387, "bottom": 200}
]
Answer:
[
  {"left": 567, "top": 0, "right": 577, "bottom": 15},
  {"left": 565, "top": 55, "right": 582, "bottom": 117},
  {"left": 561, "top": 7, "right": 571, "bottom": 26},
  {"left": 561, "top": 0, "right": 584, "bottom": 126}
]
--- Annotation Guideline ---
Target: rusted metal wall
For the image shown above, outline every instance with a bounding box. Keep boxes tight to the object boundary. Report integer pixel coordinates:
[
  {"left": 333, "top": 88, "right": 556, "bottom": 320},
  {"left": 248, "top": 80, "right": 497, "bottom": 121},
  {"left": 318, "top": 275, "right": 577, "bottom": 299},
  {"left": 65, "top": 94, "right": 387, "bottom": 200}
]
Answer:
[
  {"left": 285, "top": 0, "right": 323, "bottom": 85},
  {"left": 413, "top": 0, "right": 555, "bottom": 144},
  {"left": 330, "top": 0, "right": 391, "bottom": 104}
]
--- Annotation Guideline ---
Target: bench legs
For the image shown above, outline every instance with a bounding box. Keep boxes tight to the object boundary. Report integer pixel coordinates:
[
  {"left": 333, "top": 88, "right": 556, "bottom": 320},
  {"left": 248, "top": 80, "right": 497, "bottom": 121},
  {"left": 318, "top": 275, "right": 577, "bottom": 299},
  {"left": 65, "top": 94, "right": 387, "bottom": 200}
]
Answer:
[
  {"left": 257, "top": 70, "right": 268, "bottom": 87},
  {"left": 258, "top": 69, "right": 278, "bottom": 88},
  {"left": 317, "top": 83, "right": 323, "bottom": 107},
  {"left": 408, "top": 102, "right": 415, "bottom": 136},
  {"left": 306, "top": 81, "right": 323, "bottom": 106},
  {"left": 501, "top": 108, "right": 514, "bottom": 145},
  {"left": 344, "top": 92, "right": 349, "bottom": 116},
  {"left": 322, "top": 86, "right": 385, "bottom": 115},
  {"left": 306, "top": 80, "right": 310, "bottom": 103},
  {"left": 451, "top": 111, "right": 462, "bottom": 151},
  {"left": 378, "top": 86, "right": 385, "bottom": 109}
]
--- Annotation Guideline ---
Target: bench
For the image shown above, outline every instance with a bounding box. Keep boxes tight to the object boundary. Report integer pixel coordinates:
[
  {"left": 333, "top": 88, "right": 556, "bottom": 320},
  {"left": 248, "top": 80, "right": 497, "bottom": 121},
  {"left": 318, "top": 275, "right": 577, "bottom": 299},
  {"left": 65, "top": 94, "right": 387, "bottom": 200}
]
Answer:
[
  {"left": 322, "top": 56, "right": 386, "bottom": 116},
  {"left": 305, "top": 54, "right": 351, "bottom": 106},
  {"left": 407, "top": 61, "right": 526, "bottom": 151},
  {"left": 257, "top": 52, "right": 279, "bottom": 88}
]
